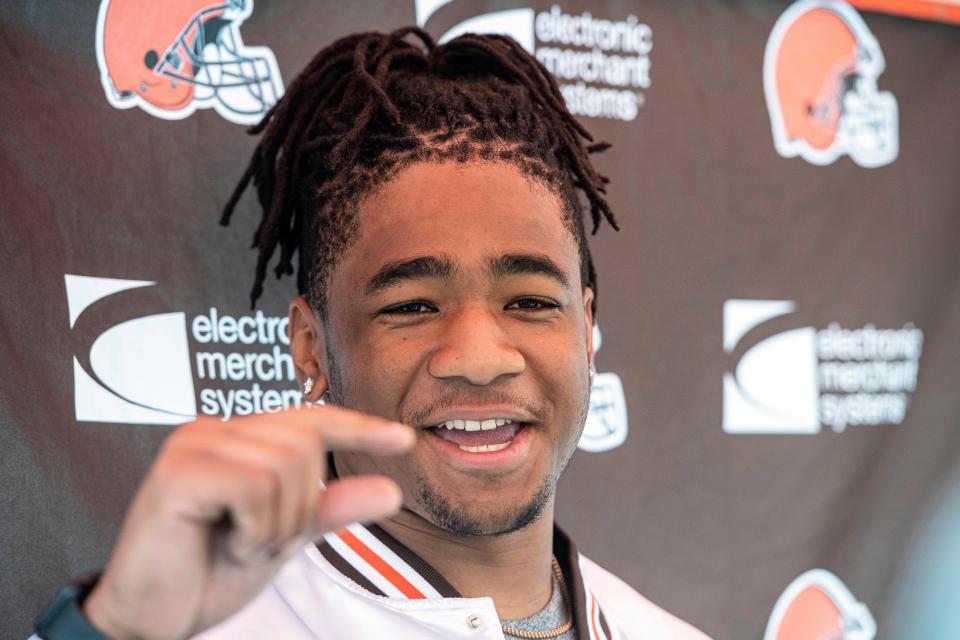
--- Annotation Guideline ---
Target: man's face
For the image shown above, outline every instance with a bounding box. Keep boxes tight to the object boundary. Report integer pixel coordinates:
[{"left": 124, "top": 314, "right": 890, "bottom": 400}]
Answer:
[{"left": 321, "top": 160, "right": 593, "bottom": 536}]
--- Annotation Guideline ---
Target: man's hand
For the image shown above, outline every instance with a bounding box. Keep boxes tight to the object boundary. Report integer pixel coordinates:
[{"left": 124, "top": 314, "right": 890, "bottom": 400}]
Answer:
[{"left": 82, "top": 406, "right": 414, "bottom": 640}]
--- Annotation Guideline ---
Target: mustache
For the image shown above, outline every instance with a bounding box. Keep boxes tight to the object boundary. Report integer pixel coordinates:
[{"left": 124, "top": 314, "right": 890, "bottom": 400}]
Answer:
[{"left": 402, "top": 388, "right": 547, "bottom": 426}]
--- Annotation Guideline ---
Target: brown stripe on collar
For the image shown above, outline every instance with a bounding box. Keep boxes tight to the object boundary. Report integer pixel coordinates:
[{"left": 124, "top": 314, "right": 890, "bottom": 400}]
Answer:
[{"left": 554, "top": 525, "right": 610, "bottom": 640}]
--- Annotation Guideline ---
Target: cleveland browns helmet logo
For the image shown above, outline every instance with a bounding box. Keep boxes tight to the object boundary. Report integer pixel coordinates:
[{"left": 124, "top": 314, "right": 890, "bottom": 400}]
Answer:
[
  {"left": 764, "top": 0, "right": 898, "bottom": 168},
  {"left": 765, "top": 569, "right": 877, "bottom": 640},
  {"left": 95, "top": 0, "right": 283, "bottom": 125}
]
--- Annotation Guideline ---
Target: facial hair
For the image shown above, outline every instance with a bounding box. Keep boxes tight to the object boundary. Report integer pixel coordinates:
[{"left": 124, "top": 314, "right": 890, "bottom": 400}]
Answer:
[{"left": 412, "top": 469, "right": 558, "bottom": 537}]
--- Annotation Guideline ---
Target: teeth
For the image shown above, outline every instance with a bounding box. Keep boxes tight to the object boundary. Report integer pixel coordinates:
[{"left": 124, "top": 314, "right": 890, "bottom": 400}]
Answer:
[
  {"left": 457, "top": 442, "right": 511, "bottom": 453},
  {"left": 437, "top": 419, "right": 513, "bottom": 430}
]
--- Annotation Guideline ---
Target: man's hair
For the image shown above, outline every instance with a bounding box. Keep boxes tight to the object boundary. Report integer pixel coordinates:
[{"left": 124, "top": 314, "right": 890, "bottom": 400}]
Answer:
[{"left": 221, "top": 27, "right": 618, "bottom": 316}]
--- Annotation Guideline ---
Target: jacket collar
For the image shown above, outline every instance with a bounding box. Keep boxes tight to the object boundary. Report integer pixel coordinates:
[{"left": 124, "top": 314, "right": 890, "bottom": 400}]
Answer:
[{"left": 316, "top": 521, "right": 612, "bottom": 640}]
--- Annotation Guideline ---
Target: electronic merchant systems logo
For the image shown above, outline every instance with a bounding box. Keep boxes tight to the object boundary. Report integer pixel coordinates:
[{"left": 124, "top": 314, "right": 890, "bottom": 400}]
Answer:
[
  {"left": 66, "top": 274, "right": 302, "bottom": 425},
  {"left": 416, "top": 0, "right": 652, "bottom": 121},
  {"left": 723, "top": 299, "right": 923, "bottom": 435}
]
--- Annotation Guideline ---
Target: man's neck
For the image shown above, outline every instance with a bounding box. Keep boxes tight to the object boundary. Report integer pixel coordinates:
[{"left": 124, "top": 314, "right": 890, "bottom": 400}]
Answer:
[{"left": 378, "top": 506, "right": 556, "bottom": 620}]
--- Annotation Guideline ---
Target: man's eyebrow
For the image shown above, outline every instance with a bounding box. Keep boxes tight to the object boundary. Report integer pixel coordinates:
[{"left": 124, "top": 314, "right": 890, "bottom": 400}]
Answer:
[
  {"left": 488, "top": 253, "right": 571, "bottom": 290},
  {"left": 363, "top": 256, "right": 458, "bottom": 295}
]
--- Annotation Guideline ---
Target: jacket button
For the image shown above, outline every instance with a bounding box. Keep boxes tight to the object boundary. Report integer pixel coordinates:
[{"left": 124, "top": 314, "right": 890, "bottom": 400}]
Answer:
[{"left": 467, "top": 613, "right": 483, "bottom": 630}]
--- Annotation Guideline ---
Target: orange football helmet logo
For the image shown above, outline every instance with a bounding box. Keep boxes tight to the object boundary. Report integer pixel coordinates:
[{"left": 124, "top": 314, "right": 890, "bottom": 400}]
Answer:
[
  {"left": 764, "top": 0, "right": 898, "bottom": 168},
  {"left": 95, "top": 0, "right": 283, "bottom": 125},
  {"left": 765, "top": 569, "right": 876, "bottom": 640}
]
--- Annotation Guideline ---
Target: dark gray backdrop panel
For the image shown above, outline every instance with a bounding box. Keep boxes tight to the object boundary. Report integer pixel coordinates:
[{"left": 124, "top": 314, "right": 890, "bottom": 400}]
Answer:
[{"left": 1, "top": 2, "right": 957, "bottom": 638}]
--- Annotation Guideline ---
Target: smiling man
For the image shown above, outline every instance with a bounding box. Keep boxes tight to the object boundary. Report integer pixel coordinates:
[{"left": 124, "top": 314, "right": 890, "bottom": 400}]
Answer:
[{"left": 33, "top": 29, "right": 709, "bottom": 640}]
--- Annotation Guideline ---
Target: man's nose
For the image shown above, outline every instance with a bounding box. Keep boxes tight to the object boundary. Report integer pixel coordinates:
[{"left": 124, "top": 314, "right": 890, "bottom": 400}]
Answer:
[{"left": 427, "top": 303, "right": 525, "bottom": 386}]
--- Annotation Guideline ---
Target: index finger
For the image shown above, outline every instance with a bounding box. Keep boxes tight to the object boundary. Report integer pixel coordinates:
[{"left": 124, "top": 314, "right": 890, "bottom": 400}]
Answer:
[{"left": 247, "top": 405, "right": 415, "bottom": 454}]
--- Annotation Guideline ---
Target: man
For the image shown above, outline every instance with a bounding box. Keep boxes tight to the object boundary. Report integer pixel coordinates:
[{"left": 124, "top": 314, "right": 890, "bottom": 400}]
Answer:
[{"left": 34, "top": 28, "right": 709, "bottom": 639}]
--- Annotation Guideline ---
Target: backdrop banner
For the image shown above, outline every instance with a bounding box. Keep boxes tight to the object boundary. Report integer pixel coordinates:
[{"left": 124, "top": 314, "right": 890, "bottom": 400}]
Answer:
[{"left": 2, "top": 1, "right": 958, "bottom": 638}]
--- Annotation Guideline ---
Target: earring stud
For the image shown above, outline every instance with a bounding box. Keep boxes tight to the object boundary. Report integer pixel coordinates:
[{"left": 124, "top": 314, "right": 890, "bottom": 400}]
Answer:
[{"left": 303, "top": 377, "right": 314, "bottom": 396}]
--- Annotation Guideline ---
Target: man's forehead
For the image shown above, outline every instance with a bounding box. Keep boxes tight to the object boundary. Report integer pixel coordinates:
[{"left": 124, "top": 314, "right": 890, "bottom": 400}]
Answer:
[
  {"left": 360, "top": 161, "right": 565, "bottom": 225},
  {"left": 330, "top": 159, "right": 583, "bottom": 295}
]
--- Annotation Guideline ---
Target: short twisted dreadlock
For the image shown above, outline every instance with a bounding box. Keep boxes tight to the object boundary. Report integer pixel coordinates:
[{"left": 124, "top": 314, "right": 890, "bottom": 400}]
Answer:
[{"left": 221, "top": 27, "right": 618, "bottom": 317}]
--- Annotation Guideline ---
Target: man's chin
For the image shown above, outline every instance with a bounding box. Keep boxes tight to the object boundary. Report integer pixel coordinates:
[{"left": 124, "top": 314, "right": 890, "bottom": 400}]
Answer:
[{"left": 413, "top": 473, "right": 556, "bottom": 537}]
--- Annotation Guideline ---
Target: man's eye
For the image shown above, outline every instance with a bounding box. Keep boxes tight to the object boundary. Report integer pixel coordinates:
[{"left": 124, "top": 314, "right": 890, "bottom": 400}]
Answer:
[
  {"left": 506, "top": 297, "right": 561, "bottom": 311},
  {"left": 380, "top": 301, "right": 435, "bottom": 315}
]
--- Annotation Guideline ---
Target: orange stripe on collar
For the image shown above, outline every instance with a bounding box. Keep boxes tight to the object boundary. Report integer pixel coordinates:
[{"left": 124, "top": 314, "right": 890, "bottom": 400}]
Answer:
[{"left": 336, "top": 529, "right": 427, "bottom": 599}]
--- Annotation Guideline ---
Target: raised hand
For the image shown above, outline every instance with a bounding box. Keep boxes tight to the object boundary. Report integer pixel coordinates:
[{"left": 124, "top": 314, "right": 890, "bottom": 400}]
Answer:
[{"left": 82, "top": 406, "right": 414, "bottom": 640}]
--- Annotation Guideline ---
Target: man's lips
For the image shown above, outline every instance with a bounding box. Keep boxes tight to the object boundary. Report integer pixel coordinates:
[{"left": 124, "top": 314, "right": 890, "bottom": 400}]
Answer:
[{"left": 415, "top": 407, "right": 539, "bottom": 455}]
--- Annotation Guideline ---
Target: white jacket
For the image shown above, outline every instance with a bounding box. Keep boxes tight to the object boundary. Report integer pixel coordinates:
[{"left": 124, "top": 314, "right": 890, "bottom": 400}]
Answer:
[{"left": 194, "top": 522, "right": 711, "bottom": 640}]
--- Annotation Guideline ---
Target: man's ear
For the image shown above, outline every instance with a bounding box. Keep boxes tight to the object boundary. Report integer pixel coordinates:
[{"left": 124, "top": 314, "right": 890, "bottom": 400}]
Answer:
[
  {"left": 289, "top": 295, "right": 329, "bottom": 401},
  {"left": 582, "top": 287, "right": 595, "bottom": 367}
]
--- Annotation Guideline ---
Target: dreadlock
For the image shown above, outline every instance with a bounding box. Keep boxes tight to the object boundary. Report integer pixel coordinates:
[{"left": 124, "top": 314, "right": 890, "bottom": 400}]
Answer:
[{"left": 221, "top": 27, "right": 618, "bottom": 317}]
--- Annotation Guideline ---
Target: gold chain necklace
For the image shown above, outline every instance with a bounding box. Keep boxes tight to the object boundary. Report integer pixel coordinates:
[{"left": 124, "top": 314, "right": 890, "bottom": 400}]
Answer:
[{"left": 500, "top": 557, "right": 574, "bottom": 639}]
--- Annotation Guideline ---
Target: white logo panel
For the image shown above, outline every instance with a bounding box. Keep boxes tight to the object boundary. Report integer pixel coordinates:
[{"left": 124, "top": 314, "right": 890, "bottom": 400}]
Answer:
[
  {"left": 724, "top": 299, "right": 819, "bottom": 434},
  {"left": 87, "top": 312, "right": 197, "bottom": 420},
  {"left": 66, "top": 274, "right": 197, "bottom": 425}
]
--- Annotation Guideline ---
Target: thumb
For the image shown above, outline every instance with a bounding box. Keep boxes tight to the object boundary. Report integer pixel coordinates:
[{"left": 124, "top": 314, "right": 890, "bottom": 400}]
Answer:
[{"left": 312, "top": 476, "right": 404, "bottom": 535}]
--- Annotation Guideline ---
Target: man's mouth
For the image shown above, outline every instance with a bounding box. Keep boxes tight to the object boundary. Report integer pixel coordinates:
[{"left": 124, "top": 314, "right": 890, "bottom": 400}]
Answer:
[{"left": 427, "top": 419, "right": 527, "bottom": 453}]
